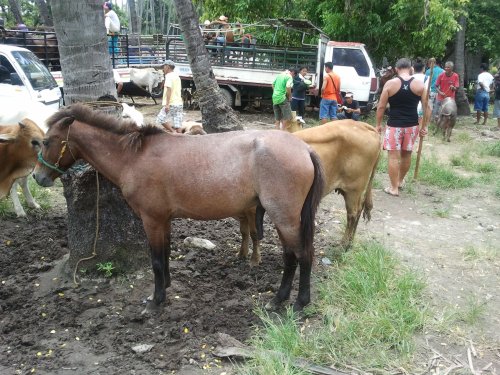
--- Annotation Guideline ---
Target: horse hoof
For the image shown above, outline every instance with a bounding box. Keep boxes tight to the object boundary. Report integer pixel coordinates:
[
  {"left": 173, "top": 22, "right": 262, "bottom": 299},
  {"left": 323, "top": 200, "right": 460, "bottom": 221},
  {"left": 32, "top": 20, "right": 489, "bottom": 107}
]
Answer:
[
  {"left": 249, "top": 256, "right": 261, "bottom": 267},
  {"left": 292, "top": 301, "right": 306, "bottom": 313},
  {"left": 141, "top": 300, "right": 162, "bottom": 315},
  {"left": 265, "top": 297, "right": 285, "bottom": 311}
]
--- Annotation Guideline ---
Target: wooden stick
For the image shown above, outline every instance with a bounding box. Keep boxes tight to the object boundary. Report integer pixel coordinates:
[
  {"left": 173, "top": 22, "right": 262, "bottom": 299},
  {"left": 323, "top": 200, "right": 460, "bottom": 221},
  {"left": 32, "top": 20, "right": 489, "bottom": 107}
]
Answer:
[{"left": 413, "top": 59, "right": 435, "bottom": 180}]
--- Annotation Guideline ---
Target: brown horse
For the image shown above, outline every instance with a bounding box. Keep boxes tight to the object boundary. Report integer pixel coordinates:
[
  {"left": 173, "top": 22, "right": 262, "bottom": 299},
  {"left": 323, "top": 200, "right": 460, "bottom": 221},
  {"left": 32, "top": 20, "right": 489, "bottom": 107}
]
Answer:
[
  {"left": 238, "top": 120, "right": 381, "bottom": 265},
  {"left": 33, "top": 104, "right": 324, "bottom": 312}
]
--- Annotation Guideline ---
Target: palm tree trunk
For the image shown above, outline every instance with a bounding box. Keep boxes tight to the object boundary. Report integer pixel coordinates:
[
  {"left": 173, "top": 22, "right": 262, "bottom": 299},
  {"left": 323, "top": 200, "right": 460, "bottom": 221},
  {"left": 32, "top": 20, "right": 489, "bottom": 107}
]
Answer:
[
  {"left": 8, "top": 0, "right": 23, "bottom": 25},
  {"left": 49, "top": 0, "right": 148, "bottom": 275},
  {"left": 128, "top": 0, "right": 139, "bottom": 34},
  {"left": 35, "top": 0, "right": 53, "bottom": 27},
  {"left": 172, "top": 0, "right": 242, "bottom": 132},
  {"left": 50, "top": 0, "right": 115, "bottom": 103},
  {"left": 454, "top": 15, "right": 470, "bottom": 116}
]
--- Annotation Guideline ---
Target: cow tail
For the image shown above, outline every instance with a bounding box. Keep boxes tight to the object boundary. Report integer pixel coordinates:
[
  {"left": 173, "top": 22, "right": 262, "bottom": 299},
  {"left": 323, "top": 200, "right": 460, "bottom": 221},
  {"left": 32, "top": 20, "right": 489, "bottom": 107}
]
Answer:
[
  {"left": 301, "top": 150, "right": 325, "bottom": 263},
  {"left": 362, "top": 150, "right": 380, "bottom": 222},
  {"left": 255, "top": 204, "right": 265, "bottom": 240}
]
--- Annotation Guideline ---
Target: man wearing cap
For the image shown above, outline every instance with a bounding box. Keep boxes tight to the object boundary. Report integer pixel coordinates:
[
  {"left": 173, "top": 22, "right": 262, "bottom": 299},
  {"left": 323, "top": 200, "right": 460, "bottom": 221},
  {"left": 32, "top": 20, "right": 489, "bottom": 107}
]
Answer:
[
  {"left": 337, "top": 92, "right": 360, "bottom": 121},
  {"left": 156, "top": 60, "right": 184, "bottom": 133},
  {"left": 103, "top": 2, "right": 120, "bottom": 55}
]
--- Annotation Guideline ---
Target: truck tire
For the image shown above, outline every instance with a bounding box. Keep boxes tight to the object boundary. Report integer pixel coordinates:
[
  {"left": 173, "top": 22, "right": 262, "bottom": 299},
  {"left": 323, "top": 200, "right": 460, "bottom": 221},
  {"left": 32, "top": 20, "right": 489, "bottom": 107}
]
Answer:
[
  {"left": 220, "top": 87, "right": 234, "bottom": 108},
  {"left": 151, "top": 86, "right": 163, "bottom": 99}
]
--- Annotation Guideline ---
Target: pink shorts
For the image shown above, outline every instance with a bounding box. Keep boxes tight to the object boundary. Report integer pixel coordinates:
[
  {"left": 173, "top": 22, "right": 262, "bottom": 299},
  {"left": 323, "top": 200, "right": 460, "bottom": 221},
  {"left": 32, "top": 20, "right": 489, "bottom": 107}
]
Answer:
[{"left": 383, "top": 126, "right": 419, "bottom": 151}]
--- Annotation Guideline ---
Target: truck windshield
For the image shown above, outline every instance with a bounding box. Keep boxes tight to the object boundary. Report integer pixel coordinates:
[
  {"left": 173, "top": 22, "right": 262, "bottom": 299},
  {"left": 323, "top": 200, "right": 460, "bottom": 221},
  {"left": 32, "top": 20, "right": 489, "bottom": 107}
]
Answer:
[
  {"left": 332, "top": 48, "right": 370, "bottom": 77},
  {"left": 11, "top": 50, "right": 58, "bottom": 90}
]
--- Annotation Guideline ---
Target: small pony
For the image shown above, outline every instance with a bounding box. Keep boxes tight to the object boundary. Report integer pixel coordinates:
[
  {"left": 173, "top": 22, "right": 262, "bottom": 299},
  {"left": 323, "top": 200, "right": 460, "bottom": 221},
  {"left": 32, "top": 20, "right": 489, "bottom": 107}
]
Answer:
[{"left": 34, "top": 104, "right": 324, "bottom": 313}]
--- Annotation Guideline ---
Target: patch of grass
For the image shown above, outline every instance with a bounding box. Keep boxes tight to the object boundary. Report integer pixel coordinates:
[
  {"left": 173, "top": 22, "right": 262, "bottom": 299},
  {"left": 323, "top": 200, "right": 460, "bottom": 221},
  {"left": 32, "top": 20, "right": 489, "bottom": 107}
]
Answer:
[
  {"left": 415, "top": 157, "right": 474, "bottom": 189},
  {"left": 0, "top": 179, "right": 53, "bottom": 217},
  {"left": 23, "top": 178, "right": 53, "bottom": 211},
  {"left": 433, "top": 207, "right": 450, "bottom": 218},
  {"left": 454, "top": 132, "right": 473, "bottom": 143},
  {"left": 0, "top": 198, "right": 11, "bottom": 217},
  {"left": 376, "top": 153, "right": 388, "bottom": 173},
  {"left": 372, "top": 176, "right": 383, "bottom": 190},
  {"left": 96, "top": 262, "right": 115, "bottom": 277},
  {"left": 481, "top": 141, "right": 500, "bottom": 157},
  {"left": 458, "top": 296, "right": 487, "bottom": 325},
  {"left": 462, "top": 244, "right": 499, "bottom": 261},
  {"left": 450, "top": 152, "right": 496, "bottom": 174},
  {"left": 242, "top": 241, "right": 428, "bottom": 373}
]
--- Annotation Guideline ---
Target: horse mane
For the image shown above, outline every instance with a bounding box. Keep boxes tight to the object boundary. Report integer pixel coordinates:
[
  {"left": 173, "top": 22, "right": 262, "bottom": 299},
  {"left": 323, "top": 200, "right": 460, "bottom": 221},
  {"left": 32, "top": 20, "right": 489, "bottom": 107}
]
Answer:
[{"left": 46, "top": 103, "right": 164, "bottom": 151}]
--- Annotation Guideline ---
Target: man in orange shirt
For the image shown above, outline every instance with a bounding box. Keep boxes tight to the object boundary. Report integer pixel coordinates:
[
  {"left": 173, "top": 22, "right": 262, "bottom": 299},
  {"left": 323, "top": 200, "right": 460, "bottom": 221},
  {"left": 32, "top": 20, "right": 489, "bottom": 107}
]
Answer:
[{"left": 320, "top": 62, "right": 341, "bottom": 124}]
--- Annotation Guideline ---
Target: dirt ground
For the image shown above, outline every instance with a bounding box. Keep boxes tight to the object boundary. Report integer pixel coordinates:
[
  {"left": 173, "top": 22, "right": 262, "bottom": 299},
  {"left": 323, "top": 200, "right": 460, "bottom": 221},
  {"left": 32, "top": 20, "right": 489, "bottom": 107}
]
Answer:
[{"left": 0, "top": 102, "right": 499, "bottom": 374}]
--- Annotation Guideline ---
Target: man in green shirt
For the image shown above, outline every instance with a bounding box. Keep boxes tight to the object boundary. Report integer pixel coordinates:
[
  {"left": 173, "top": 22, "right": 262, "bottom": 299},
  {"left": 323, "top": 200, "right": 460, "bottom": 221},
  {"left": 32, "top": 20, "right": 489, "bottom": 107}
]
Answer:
[{"left": 272, "top": 69, "right": 294, "bottom": 130}]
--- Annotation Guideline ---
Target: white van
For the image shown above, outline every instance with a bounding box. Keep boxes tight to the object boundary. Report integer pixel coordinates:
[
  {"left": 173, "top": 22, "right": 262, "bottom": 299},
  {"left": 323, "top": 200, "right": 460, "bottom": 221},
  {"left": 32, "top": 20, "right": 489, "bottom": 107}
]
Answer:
[
  {"left": 324, "top": 41, "right": 378, "bottom": 112},
  {"left": 0, "top": 45, "right": 62, "bottom": 109}
]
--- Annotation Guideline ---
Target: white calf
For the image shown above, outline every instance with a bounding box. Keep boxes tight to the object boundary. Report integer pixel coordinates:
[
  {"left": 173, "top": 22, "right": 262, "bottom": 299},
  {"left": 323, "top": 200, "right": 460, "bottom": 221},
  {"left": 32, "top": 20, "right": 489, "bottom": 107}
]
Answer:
[{"left": 129, "top": 68, "right": 164, "bottom": 94}]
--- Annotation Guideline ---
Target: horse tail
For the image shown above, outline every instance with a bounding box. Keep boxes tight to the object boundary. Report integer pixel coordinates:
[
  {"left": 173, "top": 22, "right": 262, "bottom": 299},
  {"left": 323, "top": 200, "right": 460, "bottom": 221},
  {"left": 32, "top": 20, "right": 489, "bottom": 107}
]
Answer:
[
  {"left": 301, "top": 150, "right": 325, "bottom": 263},
  {"left": 362, "top": 149, "right": 380, "bottom": 222},
  {"left": 255, "top": 204, "right": 266, "bottom": 240}
]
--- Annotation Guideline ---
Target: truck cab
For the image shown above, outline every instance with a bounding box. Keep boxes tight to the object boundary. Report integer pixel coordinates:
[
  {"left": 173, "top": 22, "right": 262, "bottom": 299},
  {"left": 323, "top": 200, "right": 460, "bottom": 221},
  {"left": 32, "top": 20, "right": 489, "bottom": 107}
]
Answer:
[
  {"left": 323, "top": 41, "right": 378, "bottom": 112},
  {"left": 0, "top": 45, "right": 62, "bottom": 109}
]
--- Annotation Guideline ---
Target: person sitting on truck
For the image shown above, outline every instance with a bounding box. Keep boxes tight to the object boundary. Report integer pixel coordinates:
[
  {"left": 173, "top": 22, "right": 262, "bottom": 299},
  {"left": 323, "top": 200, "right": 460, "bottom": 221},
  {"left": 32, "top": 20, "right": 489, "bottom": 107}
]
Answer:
[
  {"left": 320, "top": 62, "right": 341, "bottom": 124},
  {"left": 211, "top": 15, "right": 230, "bottom": 47},
  {"left": 272, "top": 69, "right": 295, "bottom": 130},
  {"left": 291, "top": 67, "right": 309, "bottom": 124},
  {"left": 104, "top": 2, "right": 120, "bottom": 55},
  {"left": 337, "top": 92, "right": 361, "bottom": 121}
]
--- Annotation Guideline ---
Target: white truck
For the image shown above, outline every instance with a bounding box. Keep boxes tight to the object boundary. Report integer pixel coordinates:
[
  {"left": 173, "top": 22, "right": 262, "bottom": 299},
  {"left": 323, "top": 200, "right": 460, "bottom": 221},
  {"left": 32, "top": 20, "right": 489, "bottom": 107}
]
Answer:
[
  {"left": 0, "top": 44, "right": 62, "bottom": 109},
  {"left": 1, "top": 19, "right": 378, "bottom": 111},
  {"left": 165, "top": 19, "right": 379, "bottom": 111}
]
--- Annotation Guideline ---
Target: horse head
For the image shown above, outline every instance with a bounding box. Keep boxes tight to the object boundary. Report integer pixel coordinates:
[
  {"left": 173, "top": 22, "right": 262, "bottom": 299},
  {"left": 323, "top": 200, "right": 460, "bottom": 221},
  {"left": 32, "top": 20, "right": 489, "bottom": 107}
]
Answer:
[{"left": 33, "top": 112, "right": 76, "bottom": 187}]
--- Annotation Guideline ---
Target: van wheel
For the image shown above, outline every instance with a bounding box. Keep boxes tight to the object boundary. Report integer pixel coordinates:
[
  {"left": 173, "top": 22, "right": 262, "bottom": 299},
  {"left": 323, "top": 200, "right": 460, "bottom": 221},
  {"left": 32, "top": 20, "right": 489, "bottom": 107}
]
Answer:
[{"left": 220, "top": 87, "right": 234, "bottom": 108}]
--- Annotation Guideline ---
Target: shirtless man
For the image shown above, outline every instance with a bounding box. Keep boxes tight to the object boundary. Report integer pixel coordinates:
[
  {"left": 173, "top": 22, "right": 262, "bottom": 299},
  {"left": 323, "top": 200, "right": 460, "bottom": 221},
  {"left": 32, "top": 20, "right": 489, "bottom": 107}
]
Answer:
[{"left": 376, "top": 58, "right": 430, "bottom": 197}]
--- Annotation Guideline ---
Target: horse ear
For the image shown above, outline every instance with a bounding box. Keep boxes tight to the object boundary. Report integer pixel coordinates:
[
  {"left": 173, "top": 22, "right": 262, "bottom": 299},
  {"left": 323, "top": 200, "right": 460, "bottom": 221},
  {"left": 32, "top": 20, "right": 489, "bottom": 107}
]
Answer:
[
  {"left": 18, "top": 121, "right": 26, "bottom": 129},
  {"left": 59, "top": 116, "right": 76, "bottom": 127}
]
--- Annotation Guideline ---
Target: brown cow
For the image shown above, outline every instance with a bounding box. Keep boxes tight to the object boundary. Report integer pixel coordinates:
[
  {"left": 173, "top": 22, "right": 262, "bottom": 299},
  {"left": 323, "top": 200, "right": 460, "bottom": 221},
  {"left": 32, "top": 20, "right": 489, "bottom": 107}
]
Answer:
[
  {"left": 239, "top": 120, "right": 381, "bottom": 265},
  {"left": 0, "top": 119, "right": 45, "bottom": 216}
]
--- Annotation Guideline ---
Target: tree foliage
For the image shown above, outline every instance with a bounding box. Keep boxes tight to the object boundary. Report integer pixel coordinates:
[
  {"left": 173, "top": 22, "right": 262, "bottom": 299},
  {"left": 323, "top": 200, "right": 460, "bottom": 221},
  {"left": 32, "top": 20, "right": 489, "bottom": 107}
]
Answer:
[
  {"left": 465, "top": 0, "right": 500, "bottom": 59},
  {"left": 2, "top": 0, "right": 499, "bottom": 65}
]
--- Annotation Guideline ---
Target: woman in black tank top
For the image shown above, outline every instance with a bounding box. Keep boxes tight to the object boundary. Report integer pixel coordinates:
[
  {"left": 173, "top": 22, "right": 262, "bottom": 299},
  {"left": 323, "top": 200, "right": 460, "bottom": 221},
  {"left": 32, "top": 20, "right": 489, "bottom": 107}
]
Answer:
[{"left": 387, "top": 76, "right": 421, "bottom": 127}]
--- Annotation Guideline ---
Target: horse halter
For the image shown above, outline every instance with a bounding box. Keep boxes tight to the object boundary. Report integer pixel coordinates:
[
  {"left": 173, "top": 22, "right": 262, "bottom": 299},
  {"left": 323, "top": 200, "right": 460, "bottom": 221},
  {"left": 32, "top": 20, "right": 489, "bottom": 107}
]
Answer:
[{"left": 37, "top": 124, "right": 76, "bottom": 175}]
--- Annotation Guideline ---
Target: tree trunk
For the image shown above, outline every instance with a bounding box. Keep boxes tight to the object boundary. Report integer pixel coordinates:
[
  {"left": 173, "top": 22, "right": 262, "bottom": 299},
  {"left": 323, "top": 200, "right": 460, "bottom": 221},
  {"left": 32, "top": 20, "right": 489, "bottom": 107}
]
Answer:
[
  {"left": 50, "top": 0, "right": 148, "bottom": 275},
  {"left": 50, "top": 0, "right": 115, "bottom": 103},
  {"left": 172, "top": 0, "right": 242, "bottom": 133},
  {"left": 35, "top": 0, "right": 53, "bottom": 27},
  {"left": 454, "top": 15, "right": 470, "bottom": 116},
  {"left": 8, "top": 0, "right": 23, "bottom": 25},
  {"left": 128, "top": 0, "right": 139, "bottom": 34}
]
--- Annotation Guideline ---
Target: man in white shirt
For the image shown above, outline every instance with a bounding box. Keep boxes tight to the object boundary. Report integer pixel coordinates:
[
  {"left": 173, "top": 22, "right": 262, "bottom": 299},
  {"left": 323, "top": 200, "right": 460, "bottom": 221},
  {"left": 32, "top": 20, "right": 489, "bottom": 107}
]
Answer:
[
  {"left": 156, "top": 60, "right": 184, "bottom": 132},
  {"left": 104, "top": 2, "right": 120, "bottom": 55},
  {"left": 474, "top": 63, "right": 494, "bottom": 125}
]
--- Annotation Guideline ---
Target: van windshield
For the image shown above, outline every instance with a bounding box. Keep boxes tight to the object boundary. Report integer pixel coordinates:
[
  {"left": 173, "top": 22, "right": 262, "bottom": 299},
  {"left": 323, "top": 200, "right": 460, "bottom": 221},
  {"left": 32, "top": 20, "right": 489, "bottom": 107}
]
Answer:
[
  {"left": 11, "top": 50, "right": 58, "bottom": 90},
  {"left": 332, "top": 48, "right": 370, "bottom": 77}
]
